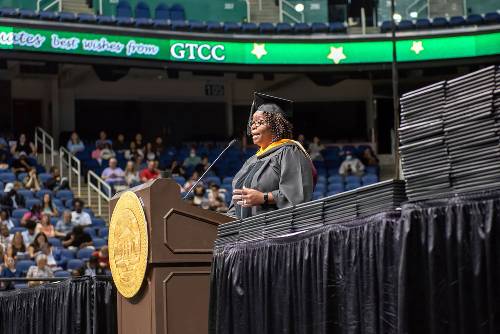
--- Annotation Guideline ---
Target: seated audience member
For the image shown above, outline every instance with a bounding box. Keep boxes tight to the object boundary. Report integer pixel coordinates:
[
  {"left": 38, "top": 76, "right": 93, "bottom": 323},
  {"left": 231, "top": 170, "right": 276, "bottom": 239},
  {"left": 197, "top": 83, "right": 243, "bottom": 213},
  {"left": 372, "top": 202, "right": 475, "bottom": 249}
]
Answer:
[
  {"left": 63, "top": 225, "right": 93, "bottom": 250},
  {"left": 144, "top": 142, "right": 157, "bottom": 161},
  {"left": 11, "top": 151, "right": 32, "bottom": 175},
  {"left": 55, "top": 210, "right": 74, "bottom": 237},
  {"left": 183, "top": 148, "right": 201, "bottom": 169},
  {"left": 70, "top": 267, "right": 84, "bottom": 277},
  {"left": 95, "top": 130, "right": 112, "bottom": 148},
  {"left": 153, "top": 136, "right": 164, "bottom": 156},
  {"left": 134, "top": 133, "right": 144, "bottom": 150},
  {"left": 11, "top": 133, "right": 36, "bottom": 157},
  {"left": 183, "top": 171, "right": 201, "bottom": 192},
  {"left": 7, "top": 232, "right": 27, "bottom": 260},
  {"left": 101, "top": 158, "right": 125, "bottom": 186},
  {"left": 28, "top": 232, "right": 51, "bottom": 259},
  {"left": 0, "top": 257, "right": 20, "bottom": 290},
  {"left": 92, "top": 245, "right": 109, "bottom": 270},
  {"left": 0, "top": 134, "right": 8, "bottom": 152},
  {"left": 139, "top": 160, "right": 160, "bottom": 183},
  {"left": 22, "top": 220, "right": 38, "bottom": 246},
  {"left": 36, "top": 214, "right": 55, "bottom": 238},
  {"left": 0, "top": 152, "right": 10, "bottom": 171},
  {"left": 100, "top": 143, "right": 116, "bottom": 161},
  {"left": 44, "top": 166, "right": 69, "bottom": 191},
  {"left": 339, "top": 151, "right": 365, "bottom": 176},
  {"left": 297, "top": 134, "right": 308, "bottom": 148},
  {"left": 113, "top": 133, "right": 128, "bottom": 152},
  {"left": 27, "top": 254, "right": 54, "bottom": 287},
  {"left": 41, "top": 193, "right": 59, "bottom": 217},
  {"left": 71, "top": 199, "right": 92, "bottom": 227},
  {"left": 0, "top": 210, "right": 14, "bottom": 230},
  {"left": 84, "top": 255, "right": 105, "bottom": 276},
  {"left": 21, "top": 204, "right": 42, "bottom": 226},
  {"left": 23, "top": 167, "right": 41, "bottom": 192},
  {"left": 361, "top": 147, "right": 379, "bottom": 166},
  {"left": 124, "top": 141, "right": 144, "bottom": 162},
  {"left": 124, "top": 161, "right": 140, "bottom": 187},
  {"left": 192, "top": 185, "right": 209, "bottom": 209},
  {"left": 66, "top": 131, "right": 85, "bottom": 154},
  {"left": 169, "top": 160, "right": 186, "bottom": 178},
  {"left": 207, "top": 184, "right": 228, "bottom": 213},
  {"left": 195, "top": 156, "right": 215, "bottom": 176},
  {"left": 0, "top": 182, "right": 26, "bottom": 214},
  {"left": 0, "top": 224, "right": 11, "bottom": 251},
  {"left": 308, "top": 136, "right": 325, "bottom": 161}
]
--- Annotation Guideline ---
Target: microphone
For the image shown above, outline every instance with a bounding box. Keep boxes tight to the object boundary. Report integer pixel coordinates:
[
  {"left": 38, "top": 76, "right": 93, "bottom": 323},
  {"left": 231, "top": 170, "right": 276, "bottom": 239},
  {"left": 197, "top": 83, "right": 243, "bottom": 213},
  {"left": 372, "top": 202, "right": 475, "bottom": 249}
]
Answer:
[{"left": 183, "top": 139, "right": 238, "bottom": 200}]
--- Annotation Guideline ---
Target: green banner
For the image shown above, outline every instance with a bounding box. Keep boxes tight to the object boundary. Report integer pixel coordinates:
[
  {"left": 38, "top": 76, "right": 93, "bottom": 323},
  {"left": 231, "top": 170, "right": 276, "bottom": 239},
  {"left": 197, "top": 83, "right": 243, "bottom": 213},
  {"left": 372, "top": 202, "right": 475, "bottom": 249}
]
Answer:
[{"left": 0, "top": 24, "right": 499, "bottom": 65}]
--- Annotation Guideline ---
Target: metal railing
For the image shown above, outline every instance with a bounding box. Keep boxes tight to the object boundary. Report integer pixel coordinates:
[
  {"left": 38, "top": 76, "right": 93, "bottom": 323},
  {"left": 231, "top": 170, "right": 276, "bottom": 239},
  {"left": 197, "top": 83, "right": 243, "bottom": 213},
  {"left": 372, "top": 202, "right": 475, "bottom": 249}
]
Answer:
[
  {"left": 279, "top": 0, "right": 304, "bottom": 23},
  {"left": 245, "top": 0, "right": 251, "bottom": 22},
  {"left": 406, "top": 0, "right": 429, "bottom": 18},
  {"left": 36, "top": 0, "right": 62, "bottom": 12},
  {"left": 87, "top": 170, "right": 111, "bottom": 219},
  {"left": 34, "top": 127, "right": 55, "bottom": 167},
  {"left": 59, "top": 147, "right": 82, "bottom": 197}
]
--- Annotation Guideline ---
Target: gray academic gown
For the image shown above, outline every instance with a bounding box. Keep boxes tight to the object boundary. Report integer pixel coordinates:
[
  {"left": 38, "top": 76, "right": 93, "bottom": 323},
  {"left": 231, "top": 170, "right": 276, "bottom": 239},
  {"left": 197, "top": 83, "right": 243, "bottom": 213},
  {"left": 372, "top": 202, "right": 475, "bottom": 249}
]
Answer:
[{"left": 227, "top": 142, "right": 314, "bottom": 219}]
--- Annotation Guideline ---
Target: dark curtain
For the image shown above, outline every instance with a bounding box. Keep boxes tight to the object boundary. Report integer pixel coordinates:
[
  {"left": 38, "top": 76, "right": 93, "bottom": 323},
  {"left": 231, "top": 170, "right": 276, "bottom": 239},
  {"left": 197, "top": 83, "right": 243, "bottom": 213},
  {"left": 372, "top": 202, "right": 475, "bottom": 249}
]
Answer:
[
  {"left": 0, "top": 277, "right": 117, "bottom": 334},
  {"left": 209, "top": 192, "right": 500, "bottom": 334}
]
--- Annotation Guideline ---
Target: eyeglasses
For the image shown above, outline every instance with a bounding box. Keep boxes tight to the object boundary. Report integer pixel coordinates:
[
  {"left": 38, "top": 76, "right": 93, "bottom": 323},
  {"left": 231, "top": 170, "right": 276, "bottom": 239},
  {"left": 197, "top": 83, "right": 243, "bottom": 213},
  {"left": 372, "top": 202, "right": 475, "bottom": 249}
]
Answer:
[{"left": 249, "top": 119, "right": 267, "bottom": 128}]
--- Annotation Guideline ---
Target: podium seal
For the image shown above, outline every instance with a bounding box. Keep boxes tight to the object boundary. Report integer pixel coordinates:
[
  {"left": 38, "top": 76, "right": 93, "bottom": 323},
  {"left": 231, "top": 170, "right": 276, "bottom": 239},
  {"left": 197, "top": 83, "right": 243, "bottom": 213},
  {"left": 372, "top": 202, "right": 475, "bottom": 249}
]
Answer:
[{"left": 109, "top": 191, "right": 148, "bottom": 298}]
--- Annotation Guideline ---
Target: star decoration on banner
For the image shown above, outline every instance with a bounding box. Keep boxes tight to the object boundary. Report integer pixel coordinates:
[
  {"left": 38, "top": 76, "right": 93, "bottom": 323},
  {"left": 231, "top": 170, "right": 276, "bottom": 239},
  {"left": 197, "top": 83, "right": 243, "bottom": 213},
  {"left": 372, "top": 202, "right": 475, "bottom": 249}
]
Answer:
[
  {"left": 251, "top": 43, "right": 268, "bottom": 59},
  {"left": 410, "top": 41, "right": 424, "bottom": 55},
  {"left": 327, "top": 46, "right": 347, "bottom": 64}
]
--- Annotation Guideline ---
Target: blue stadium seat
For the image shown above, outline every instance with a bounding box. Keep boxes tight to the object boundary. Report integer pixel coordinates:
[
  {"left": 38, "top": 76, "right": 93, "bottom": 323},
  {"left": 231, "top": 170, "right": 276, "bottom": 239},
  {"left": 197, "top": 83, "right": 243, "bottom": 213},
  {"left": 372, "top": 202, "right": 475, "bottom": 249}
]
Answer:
[
  {"left": 60, "top": 249, "right": 76, "bottom": 260},
  {"left": 362, "top": 175, "right": 378, "bottom": 185},
  {"left": 293, "top": 22, "right": 311, "bottom": 34},
  {"left": 10, "top": 227, "right": 27, "bottom": 234},
  {"left": 484, "top": 12, "right": 500, "bottom": 24},
  {"left": 154, "top": 3, "right": 170, "bottom": 20},
  {"left": 77, "top": 13, "right": 97, "bottom": 24},
  {"left": 466, "top": 14, "right": 483, "bottom": 25},
  {"left": 135, "top": 17, "right": 153, "bottom": 27},
  {"left": 345, "top": 175, "right": 361, "bottom": 184},
  {"left": 39, "top": 10, "right": 59, "bottom": 21},
  {"left": 311, "top": 22, "right": 328, "bottom": 33},
  {"left": 345, "top": 182, "right": 361, "bottom": 191},
  {"left": 169, "top": 3, "right": 186, "bottom": 21},
  {"left": 328, "top": 175, "right": 343, "bottom": 183},
  {"left": 365, "top": 166, "right": 379, "bottom": 175},
  {"left": 153, "top": 19, "right": 170, "bottom": 29},
  {"left": 48, "top": 237, "right": 62, "bottom": 247},
  {"left": 0, "top": 8, "right": 19, "bottom": 18},
  {"left": 312, "top": 192, "right": 324, "bottom": 200},
  {"left": 116, "top": 0, "right": 132, "bottom": 17},
  {"left": 77, "top": 248, "right": 94, "bottom": 261},
  {"left": 92, "top": 238, "right": 107, "bottom": 249},
  {"left": 16, "top": 260, "right": 35, "bottom": 275},
  {"left": 67, "top": 259, "right": 85, "bottom": 270},
  {"left": 329, "top": 21, "right": 347, "bottom": 33},
  {"left": 59, "top": 11, "right": 77, "bottom": 22},
  {"left": 12, "top": 209, "right": 28, "bottom": 219},
  {"left": 0, "top": 172, "right": 16, "bottom": 183},
  {"left": 19, "top": 9, "right": 38, "bottom": 19},
  {"left": 83, "top": 208, "right": 94, "bottom": 217},
  {"left": 99, "top": 227, "right": 109, "bottom": 238},
  {"left": 317, "top": 175, "right": 327, "bottom": 183},
  {"left": 207, "top": 21, "right": 223, "bottom": 33},
  {"left": 97, "top": 15, "right": 116, "bottom": 25},
  {"left": 92, "top": 218, "right": 106, "bottom": 227},
  {"left": 449, "top": 16, "right": 466, "bottom": 26},
  {"left": 326, "top": 190, "right": 341, "bottom": 196},
  {"left": 222, "top": 177, "right": 233, "bottom": 184},
  {"left": 327, "top": 183, "right": 344, "bottom": 192},
  {"left": 276, "top": 22, "right": 293, "bottom": 34},
  {"left": 17, "top": 172, "right": 28, "bottom": 182},
  {"left": 54, "top": 270, "right": 71, "bottom": 278},
  {"left": 205, "top": 176, "right": 221, "bottom": 186},
  {"left": 431, "top": 17, "right": 448, "bottom": 28},
  {"left": 117, "top": 17, "right": 135, "bottom": 26},
  {"left": 241, "top": 22, "right": 259, "bottom": 33},
  {"left": 135, "top": 1, "right": 151, "bottom": 18},
  {"left": 84, "top": 227, "right": 97, "bottom": 238},
  {"left": 398, "top": 19, "right": 414, "bottom": 30},
  {"left": 259, "top": 22, "right": 275, "bottom": 34},
  {"left": 188, "top": 20, "right": 207, "bottom": 32},
  {"left": 26, "top": 198, "right": 42, "bottom": 210},
  {"left": 56, "top": 190, "right": 74, "bottom": 202},
  {"left": 315, "top": 183, "right": 326, "bottom": 192},
  {"left": 380, "top": 20, "right": 393, "bottom": 32},
  {"left": 171, "top": 20, "right": 189, "bottom": 31},
  {"left": 17, "top": 189, "right": 34, "bottom": 199}
]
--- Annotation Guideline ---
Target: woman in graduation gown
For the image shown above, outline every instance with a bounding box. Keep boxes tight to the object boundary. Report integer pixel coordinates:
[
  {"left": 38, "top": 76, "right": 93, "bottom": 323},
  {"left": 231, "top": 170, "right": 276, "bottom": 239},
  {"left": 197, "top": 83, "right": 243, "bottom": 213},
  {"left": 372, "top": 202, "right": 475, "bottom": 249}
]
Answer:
[{"left": 227, "top": 92, "right": 315, "bottom": 219}]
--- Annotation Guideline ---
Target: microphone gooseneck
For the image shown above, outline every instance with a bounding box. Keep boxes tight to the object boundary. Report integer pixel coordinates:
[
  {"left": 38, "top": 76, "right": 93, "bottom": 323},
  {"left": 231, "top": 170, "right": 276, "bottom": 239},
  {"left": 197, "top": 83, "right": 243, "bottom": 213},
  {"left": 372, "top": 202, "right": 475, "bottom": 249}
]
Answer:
[{"left": 183, "top": 139, "right": 238, "bottom": 200}]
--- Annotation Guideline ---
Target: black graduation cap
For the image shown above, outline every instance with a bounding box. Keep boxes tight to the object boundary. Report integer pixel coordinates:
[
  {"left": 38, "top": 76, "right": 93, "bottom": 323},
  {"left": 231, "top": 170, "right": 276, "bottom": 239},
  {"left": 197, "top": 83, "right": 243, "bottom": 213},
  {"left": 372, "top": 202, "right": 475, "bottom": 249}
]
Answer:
[{"left": 247, "top": 92, "right": 293, "bottom": 135}]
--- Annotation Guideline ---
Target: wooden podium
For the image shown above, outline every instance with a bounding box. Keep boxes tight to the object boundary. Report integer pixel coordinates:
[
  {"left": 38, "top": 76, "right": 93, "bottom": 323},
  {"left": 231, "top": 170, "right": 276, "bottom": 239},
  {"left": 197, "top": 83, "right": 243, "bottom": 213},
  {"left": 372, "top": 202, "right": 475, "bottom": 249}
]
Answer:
[{"left": 109, "top": 178, "right": 234, "bottom": 334}]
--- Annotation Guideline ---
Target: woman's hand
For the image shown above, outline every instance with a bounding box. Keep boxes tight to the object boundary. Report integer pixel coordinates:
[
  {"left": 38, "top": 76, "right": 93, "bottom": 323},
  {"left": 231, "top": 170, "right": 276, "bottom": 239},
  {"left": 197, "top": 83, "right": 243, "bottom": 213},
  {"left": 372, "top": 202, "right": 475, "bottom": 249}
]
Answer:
[{"left": 232, "top": 187, "right": 265, "bottom": 207}]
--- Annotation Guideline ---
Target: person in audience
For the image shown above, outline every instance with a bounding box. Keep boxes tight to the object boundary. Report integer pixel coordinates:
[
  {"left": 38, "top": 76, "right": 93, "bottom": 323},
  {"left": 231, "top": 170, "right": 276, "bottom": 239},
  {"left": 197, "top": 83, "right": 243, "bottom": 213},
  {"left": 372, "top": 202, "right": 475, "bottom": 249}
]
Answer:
[
  {"left": 95, "top": 130, "right": 112, "bottom": 148},
  {"left": 183, "top": 148, "right": 201, "bottom": 169},
  {"left": 44, "top": 166, "right": 69, "bottom": 191},
  {"left": 27, "top": 254, "right": 54, "bottom": 287},
  {"left": 23, "top": 167, "right": 41, "bottom": 192},
  {"left": 55, "top": 210, "right": 74, "bottom": 237},
  {"left": 124, "top": 161, "right": 140, "bottom": 187},
  {"left": 183, "top": 171, "right": 201, "bottom": 192},
  {"left": 0, "top": 257, "right": 20, "bottom": 290},
  {"left": 207, "top": 183, "right": 228, "bottom": 213},
  {"left": 139, "top": 160, "right": 160, "bottom": 183},
  {"left": 70, "top": 267, "right": 84, "bottom": 277},
  {"left": 21, "top": 204, "right": 42, "bottom": 226},
  {"left": 101, "top": 158, "right": 125, "bottom": 186},
  {"left": 0, "top": 133, "right": 8, "bottom": 152},
  {"left": 11, "top": 151, "right": 33, "bottom": 175},
  {"left": 153, "top": 136, "right": 164, "bottom": 157},
  {"left": 0, "top": 210, "right": 14, "bottom": 230},
  {"left": 308, "top": 136, "right": 325, "bottom": 161},
  {"left": 113, "top": 133, "right": 128, "bottom": 152},
  {"left": 100, "top": 143, "right": 116, "bottom": 162},
  {"left": 134, "top": 133, "right": 144, "bottom": 150},
  {"left": 124, "top": 141, "right": 144, "bottom": 162},
  {"left": 169, "top": 160, "right": 186, "bottom": 178},
  {"left": 192, "top": 185, "right": 209, "bottom": 209},
  {"left": 35, "top": 214, "right": 55, "bottom": 238},
  {"left": 1, "top": 182, "right": 26, "bottom": 214},
  {"left": 92, "top": 245, "right": 109, "bottom": 270},
  {"left": 144, "top": 142, "right": 157, "bottom": 161},
  {"left": 7, "top": 232, "right": 27, "bottom": 260},
  {"left": 11, "top": 133, "right": 36, "bottom": 157},
  {"left": 360, "top": 147, "right": 379, "bottom": 166},
  {"left": 41, "top": 193, "right": 59, "bottom": 217},
  {"left": 66, "top": 131, "right": 85, "bottom": 154},
  {"left": 28, "top": 232, "right": 51, "bottom": 259},
  {"left": 0, "top": 152, "right": 10, "bottom": 171},
  {"left": 195, "top": 156, "right": 214, "bottom": 176},
  {"left": 297, "top": 134, "right": 308, "bottom": 149},
  {"left": 84, "top": 255, "right": 105, "bottom": 276},
  {"left": 71, "top": 199, "right": 92, "bottom": 227},
  {"left": 0, "top": 224, "right": 12, "bottom": 252},
  {"left": 62, "top": 225, "right": 93, "bottom": 250},
  {"left": 339, "top": 151, "right": 365, "bottom": 176},
  {"left": 21, "top": 220, "right": 37, "bottom": 246}
]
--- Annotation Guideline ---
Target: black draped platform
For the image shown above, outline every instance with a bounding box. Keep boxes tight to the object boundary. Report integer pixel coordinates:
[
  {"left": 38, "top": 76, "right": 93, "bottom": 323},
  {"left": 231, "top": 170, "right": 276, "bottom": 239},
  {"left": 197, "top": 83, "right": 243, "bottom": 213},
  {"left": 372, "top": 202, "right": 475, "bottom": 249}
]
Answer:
[
  {"left": 209, "top": 191, "right": 500, "bottom": 334},
  {"left": 0, "top": 277, "right": 117, "bottom": 334}
]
